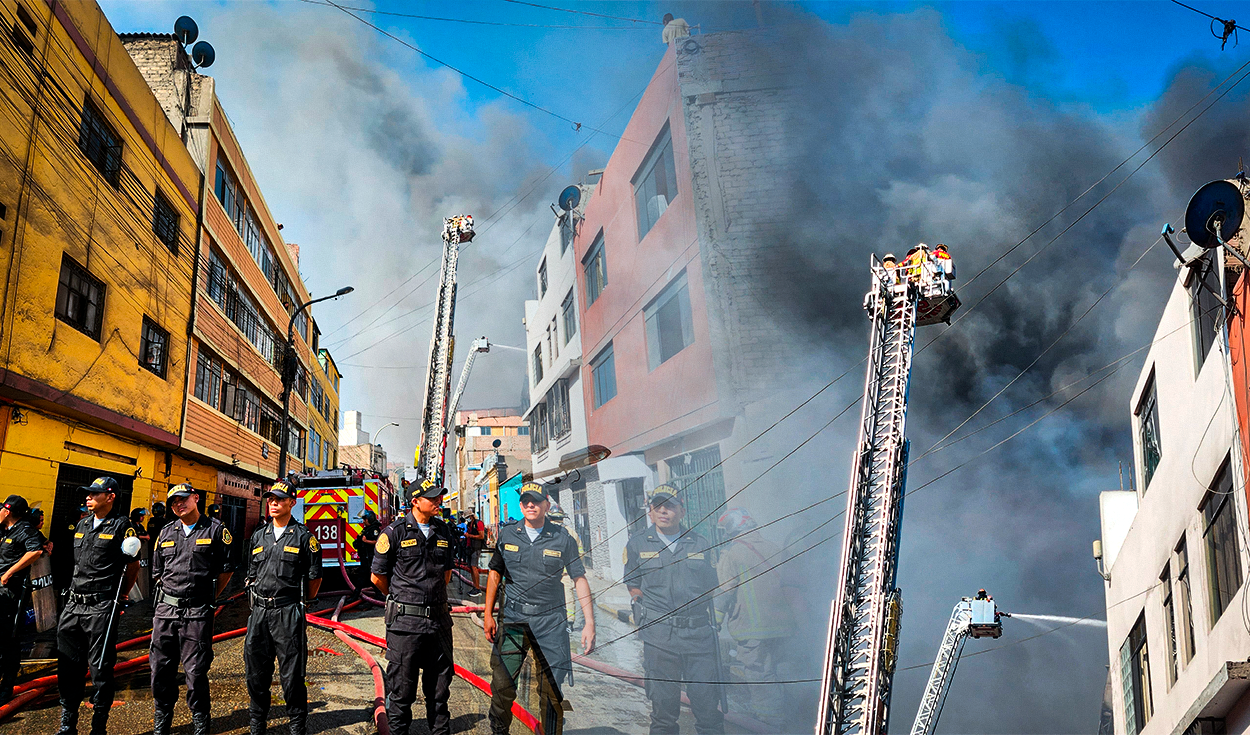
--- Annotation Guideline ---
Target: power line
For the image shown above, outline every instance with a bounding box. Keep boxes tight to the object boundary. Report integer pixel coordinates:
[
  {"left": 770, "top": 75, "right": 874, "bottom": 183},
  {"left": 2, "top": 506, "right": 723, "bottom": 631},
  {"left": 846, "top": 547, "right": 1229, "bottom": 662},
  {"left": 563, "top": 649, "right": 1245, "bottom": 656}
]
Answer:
[{"left": 499, "top": 0, "right": 663, "bottom": 25}]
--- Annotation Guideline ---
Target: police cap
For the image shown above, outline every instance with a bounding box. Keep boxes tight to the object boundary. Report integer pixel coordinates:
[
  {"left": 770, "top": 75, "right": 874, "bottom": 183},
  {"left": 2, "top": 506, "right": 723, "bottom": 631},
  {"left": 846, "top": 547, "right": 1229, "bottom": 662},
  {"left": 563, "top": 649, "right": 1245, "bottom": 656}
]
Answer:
[
  {"left": 167, "top": 483, "right": 197, "bottom": 501},
  {"left": 263, "top": 481, "right": 295, "bottom": 500},
  {"left": 2, "top": 495, "right": 28, "bottom": 517},
  {"left": 648, "top": 484, "right": 683, "bottom": 507},
  {"left": 412, "top": 479, "right": 446, "bottom": 500},
  {"left": 82, "top": 476, "right": 119, "bottom": 495},
  {"left": 518, "top": 482, "right": 548, "bottom": 504}
]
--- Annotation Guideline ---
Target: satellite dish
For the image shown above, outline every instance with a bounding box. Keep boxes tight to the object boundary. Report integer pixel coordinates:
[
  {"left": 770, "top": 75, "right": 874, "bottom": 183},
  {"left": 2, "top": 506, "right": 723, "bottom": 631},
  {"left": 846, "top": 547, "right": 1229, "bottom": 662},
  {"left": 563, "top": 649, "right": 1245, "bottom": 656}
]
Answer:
[
  {"left": 173, "top": 16, "right": 198, "bottom": 45},
  {"left": 1185, "top": 179, "right": 1245, "bottom": 248},
  {"left": 191, "top": 41, "right": 216, "bottom": 69},
  {"left": 558, "top": 185, "right": 581, "bottom": 212}
]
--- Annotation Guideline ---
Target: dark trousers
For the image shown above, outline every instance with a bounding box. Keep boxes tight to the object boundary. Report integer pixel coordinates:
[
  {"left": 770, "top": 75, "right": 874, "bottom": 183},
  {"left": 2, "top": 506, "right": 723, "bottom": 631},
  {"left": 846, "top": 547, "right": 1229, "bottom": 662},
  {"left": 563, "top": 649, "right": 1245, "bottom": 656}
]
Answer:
[
  {"left": 57, "top": 600, "right": 120, "bottom": 713},
  {"left": 642, "top": 642, "right": 724, "bottom": 735},
  {"left": 0, "top": 589, "right": 21, "bottom": 692},
  {"left": 384, "top": 628, "right": 453, "bottom": 735},
  {"left": 245, "top": 603, "right": 308, "bottom": 724},
  {"left": 488, "top": 615, "right": 569, "bottom": 735},
  {"left": 151, "top": 611, "right": 215, "bottom": 715}
]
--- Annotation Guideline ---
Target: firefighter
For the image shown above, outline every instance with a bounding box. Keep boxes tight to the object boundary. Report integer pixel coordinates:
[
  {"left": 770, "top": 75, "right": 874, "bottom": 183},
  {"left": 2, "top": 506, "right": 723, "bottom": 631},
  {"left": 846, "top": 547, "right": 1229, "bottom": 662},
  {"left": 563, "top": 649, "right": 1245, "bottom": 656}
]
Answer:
[
  {"left": 484, "top": 483, "right": 596, "bottom": 735},
  {"left": 881, "top": 252, "right": 900, "bottom": 284},
  {"left": 354, "top": 509, "right": 381, "bottom": 588},
  {"left": 625, "top": 485, "right": 724, "bottom": 735},
  {"left": 933, "top": 243, "right": 955, "bottom": 293},
  {"left": 245, "top": 481, "right": 322, "bottom": 735},
  {"left": 371, "top": 481, "right": 457, "bottom": 735},
  {"left": 0, "top": 495, "right": 44, "bottom": 704},
  {"left": 150, "top": 483, "right": 234, "bottom": 735},
  {"left": 55, "top": 477, "right": 141, "bottom": 735}
]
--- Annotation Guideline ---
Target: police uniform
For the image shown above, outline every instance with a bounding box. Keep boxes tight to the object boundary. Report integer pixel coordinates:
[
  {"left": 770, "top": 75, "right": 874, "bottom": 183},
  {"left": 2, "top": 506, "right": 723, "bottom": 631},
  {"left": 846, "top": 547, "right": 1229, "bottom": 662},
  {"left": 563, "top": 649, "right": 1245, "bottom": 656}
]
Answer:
[
  {"left": 488, "top": 506, "right": 586, "bottom": 734},
  {"left": 371, "top": 488, "right": 457, "bottom": 735},
  {"left": 56, "top": 477, "right": 139, "bottom": 735},
  {"left": 355, "top": 517, "right": 381, "bottom": 584},
  {"left": 624, "top": 501, "right": 724, "bottom": 735},
  {"left": 245, "top": 483, "right": 322, "bottom": 735},
  {"left": 150, "top": 485, "right": 233, "bottom": 735},
  {"left": 0, "top": 496, "right": 44, "bottom": 700}
]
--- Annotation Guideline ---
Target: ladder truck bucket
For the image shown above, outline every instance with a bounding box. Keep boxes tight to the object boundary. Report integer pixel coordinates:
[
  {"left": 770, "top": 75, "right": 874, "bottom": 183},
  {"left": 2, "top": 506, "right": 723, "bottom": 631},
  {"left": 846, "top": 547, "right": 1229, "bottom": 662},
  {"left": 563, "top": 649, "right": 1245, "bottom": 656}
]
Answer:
[{"left": 968, "top": 598, "right": 1003, "bottom": 639}]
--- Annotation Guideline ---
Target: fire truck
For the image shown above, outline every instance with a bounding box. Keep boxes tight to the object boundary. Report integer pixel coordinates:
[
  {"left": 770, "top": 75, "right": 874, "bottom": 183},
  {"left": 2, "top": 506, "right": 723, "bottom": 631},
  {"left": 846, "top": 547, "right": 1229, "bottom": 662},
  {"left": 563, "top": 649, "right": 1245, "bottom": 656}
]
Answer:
[{"left": 295, "top": 468, "right": 394, "bottom": 572}]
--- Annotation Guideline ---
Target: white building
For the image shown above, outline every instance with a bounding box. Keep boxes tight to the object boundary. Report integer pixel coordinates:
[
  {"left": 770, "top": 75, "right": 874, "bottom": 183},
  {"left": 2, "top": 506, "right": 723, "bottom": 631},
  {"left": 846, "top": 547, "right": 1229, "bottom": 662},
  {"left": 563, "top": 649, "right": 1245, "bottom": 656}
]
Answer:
[{"left": 1099, "top": 266, "right": 1250, "bottom": 735}]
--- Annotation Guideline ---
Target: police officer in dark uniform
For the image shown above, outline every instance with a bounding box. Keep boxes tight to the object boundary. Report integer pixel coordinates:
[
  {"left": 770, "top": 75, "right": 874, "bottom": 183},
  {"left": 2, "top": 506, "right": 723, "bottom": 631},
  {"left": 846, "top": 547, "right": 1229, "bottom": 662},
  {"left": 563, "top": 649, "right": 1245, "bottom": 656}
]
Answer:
[
  {"left": 56, "top": 477, "right": 141, "bottom": 735},
  {"left": 246, "top": 481, "right": 322, "bottom": 735},
  {"left": 624, "top": 485, "right": 724, "bottom": 735},
  {"left": 371, "top": 481, "right": 456, "bottom": 735},
  {"left": 354, "top": 509, "right": 381, "bottom": 587},
  {"left": 0, "top": 495, "right": 44, "bottom": 703},
  {"left": 150, "top": 483, "right": 234, "bottom": 735},
  {"left": 484, "top": 483, "right": 596, "bottom": 735}
]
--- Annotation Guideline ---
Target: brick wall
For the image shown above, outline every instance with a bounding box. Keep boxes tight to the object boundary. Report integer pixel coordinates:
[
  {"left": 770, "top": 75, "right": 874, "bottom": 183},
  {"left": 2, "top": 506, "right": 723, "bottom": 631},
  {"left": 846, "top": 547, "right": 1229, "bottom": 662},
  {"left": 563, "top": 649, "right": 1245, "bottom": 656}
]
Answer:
[
  {"left": 120, "top": 36, "right": 202, "bottom": 134},
  {"left": 677, "top": 30, "right": 806, "bottom": 407}
]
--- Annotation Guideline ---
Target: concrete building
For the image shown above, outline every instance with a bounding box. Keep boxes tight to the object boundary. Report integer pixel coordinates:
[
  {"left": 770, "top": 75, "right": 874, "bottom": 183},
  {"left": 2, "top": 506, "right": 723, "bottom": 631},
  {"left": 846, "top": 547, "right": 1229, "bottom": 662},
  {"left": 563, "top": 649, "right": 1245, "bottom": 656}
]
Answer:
[
  {"left": 539, "top": 29, "right": 804, "bottom": 580},
  {"left": 337, "top": 411, "right": 388, "bottom": 473},
  {"left": 1098, "top": 257, "right": 1250, "bottom": 735},
  {"left": 453, "top": 408, "right": 530, "bottom": 516}
]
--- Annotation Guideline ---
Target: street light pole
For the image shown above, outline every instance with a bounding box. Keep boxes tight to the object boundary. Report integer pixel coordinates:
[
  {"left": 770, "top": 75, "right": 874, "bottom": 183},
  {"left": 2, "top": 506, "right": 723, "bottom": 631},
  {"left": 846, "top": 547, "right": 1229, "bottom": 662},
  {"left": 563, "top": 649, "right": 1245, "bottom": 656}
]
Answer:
[
  {"left": 277, "top": 286, "right": 354, "bottom": 480},
  {"left": 372, "top": 421, "right": 398, "bottom": 475}
]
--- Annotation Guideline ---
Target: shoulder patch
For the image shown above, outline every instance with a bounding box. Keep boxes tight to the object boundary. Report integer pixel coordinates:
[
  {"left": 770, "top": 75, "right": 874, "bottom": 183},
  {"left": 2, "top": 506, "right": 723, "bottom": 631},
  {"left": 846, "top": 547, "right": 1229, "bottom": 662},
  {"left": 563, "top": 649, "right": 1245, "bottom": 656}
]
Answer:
[
  {"left": 221, "top": 528, "right": 233, "bottom": 545},
  {"left": 376, "top": 532, "right": 391, "bottom": 555},
  {"left": 124, "top": 528, "right": 136, "bottom": 538},
  {"left": 309, "top": 537, "right": 320, "bottom": 553}
]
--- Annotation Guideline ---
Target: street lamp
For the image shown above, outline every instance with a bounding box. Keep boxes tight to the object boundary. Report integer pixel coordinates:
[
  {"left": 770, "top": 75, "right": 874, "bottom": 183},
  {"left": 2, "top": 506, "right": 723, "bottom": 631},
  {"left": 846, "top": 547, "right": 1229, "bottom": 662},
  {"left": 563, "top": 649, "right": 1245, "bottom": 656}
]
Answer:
[
  {"left": 370, "top": 421, "right": 399, "bottom": 507},
  {"left": 277, "top": 286, "right": 353, "bottom": 479}
]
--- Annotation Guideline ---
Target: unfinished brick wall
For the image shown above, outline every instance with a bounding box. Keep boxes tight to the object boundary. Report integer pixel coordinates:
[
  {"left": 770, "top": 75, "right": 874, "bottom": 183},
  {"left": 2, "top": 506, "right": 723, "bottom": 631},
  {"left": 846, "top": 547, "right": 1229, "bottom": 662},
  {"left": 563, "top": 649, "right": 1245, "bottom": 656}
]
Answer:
[{"left": 120, "top": 36, "right": 202, "bottom": 134}]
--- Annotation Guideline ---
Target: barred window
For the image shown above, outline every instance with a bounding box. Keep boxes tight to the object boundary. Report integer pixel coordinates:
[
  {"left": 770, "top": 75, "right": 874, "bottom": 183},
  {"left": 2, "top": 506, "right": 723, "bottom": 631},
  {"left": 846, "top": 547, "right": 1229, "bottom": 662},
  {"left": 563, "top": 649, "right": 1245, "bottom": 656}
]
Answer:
[
  {"left": 78, "top": 99, "right": 121, "bottom": 187},
  {"left": 153, "top": 190, "right": 179, "bottom": 253},
  {"left": 139, "top": 317, "right": 169, "bottom": 378},
  {"left": 259, "top": 402, "right": 282, "bottom": 445},
  {"left": 55, "top": 255, "right": 105, "bottom": 339},
  {"left": 561, "top": 288, "right": 577, "bottom": 344}
]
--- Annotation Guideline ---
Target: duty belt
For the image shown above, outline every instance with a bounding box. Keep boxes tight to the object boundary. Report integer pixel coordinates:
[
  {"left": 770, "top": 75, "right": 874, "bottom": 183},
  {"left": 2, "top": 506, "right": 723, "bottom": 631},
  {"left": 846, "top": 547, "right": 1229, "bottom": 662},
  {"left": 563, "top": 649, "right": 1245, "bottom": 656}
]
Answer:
[
  {"left": 658, "top": 614, "right": 710, "bottom": 629},
  {"left": 504, "top": 601, "right": 549, "bottom": 617},
  {"left": 389, "top": 599, "right": 435, "bottom": 618},
  {"left": 250, "top": 591, "right": 300, "bottom": 609},
  {"left": 158, "top": 591, "right": 211, "bottom": 609},
  {"left": 66, "top": 591, "right": 109, "bottom": 605}
]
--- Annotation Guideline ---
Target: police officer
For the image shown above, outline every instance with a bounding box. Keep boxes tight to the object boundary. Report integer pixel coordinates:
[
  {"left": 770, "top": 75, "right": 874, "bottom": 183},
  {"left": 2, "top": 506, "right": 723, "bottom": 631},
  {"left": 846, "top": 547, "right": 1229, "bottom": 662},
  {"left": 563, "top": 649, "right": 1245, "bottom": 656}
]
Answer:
[
  {"left": 624, "top": 485, "right": 724, "bottom": 734},
  {"left": 246, "top": 481, "right": 322, "bottom": 735},
  {"left": 371, "top": 481, "right": 457, "bottom": 735},
  {"left": 0, "top": 495, "right": 44, "bottom": 703},
  {"left": 484, "top": 483, "right": 596, "bottom": 735},
  {"left": 354, "top": 509, "right": 381, "bottom": 587},
  {"left": 56, "top": 477, "right": 141, "bottom": 735},
  {"left": 150, "top": 483, "right": 233, "bottom": 735}
]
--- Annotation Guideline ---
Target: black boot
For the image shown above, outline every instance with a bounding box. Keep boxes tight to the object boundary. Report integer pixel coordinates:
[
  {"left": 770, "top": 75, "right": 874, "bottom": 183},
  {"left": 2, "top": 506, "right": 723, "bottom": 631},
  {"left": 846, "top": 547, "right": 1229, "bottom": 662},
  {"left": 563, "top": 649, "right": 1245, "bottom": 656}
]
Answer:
[
  {"left": 250, "top": 717, "right": 267, "bottom": 735},
  {"left": 288, "top": 712, "right": 307, "bottom": 735},
  {"left": 56, "top": 704, "right": 78, "bottom": 735},
  {"left": 152, "top": 706, "right": 173, "bottom": 735},
  {"left": 89, "top": 703, "right": 110, "bottom": 735},
  {"left": 191, "top": 711, "right": 211, "bottom": 735}
]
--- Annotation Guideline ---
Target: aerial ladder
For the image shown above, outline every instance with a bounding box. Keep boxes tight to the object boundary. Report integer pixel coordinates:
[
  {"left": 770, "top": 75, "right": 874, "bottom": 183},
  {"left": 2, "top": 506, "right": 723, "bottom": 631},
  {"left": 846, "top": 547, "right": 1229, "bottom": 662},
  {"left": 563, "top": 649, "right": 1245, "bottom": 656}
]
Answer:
[
  {"left": 816, "top": 247, "right": 960, "bottom": 735},
  {"left": 445, "top": 337, "right": 491, "bottom": 435},
  {"left": 415, "top": 215, "right": 475, "bottom": 490},
  {"left": 910, "top": 591, "right": 1008, "bottom": 735}
]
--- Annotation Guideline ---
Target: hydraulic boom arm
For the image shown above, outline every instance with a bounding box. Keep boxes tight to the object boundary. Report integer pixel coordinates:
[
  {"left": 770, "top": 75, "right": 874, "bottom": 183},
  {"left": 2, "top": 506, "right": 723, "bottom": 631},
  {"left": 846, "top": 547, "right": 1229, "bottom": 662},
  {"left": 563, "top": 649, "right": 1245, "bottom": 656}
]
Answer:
[
  {"left": 445, "top": 337, "right": 491, "bottom": 434},
  {"left": 910, "top": 594, "right": 1006, "bottom": 735}
]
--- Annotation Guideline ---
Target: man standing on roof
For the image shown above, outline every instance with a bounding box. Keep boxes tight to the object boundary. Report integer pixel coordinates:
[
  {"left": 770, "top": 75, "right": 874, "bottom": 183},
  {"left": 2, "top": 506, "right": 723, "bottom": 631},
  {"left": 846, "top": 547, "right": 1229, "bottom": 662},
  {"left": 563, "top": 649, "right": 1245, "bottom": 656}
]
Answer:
[
  {"left": 625, "top": 485, "right": 724, "bottom": 735},
  {"left": 245, "top": 481, "right": 322, "bottom": 735},
  {"left": 484, "top": 483, "right": 596, "bottom": 735},
  {"left": 150, "top": 483, "right": 234, "bottom": 735},
  {"left": 55, "top": 477, "right": 141, "bottom": 735},
  {"left": 371, "top": 480, "right": 457, "bottom": 735},
  {"left": 0, "top": 495, "right": 44, "bottom": 704}
]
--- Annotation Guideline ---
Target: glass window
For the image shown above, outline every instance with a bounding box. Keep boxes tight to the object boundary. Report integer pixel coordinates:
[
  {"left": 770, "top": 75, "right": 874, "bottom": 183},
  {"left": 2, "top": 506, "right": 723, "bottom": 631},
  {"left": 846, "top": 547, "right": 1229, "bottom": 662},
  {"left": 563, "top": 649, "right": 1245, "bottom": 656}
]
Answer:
[
  {"left": 645, "top": 271, "right": 694, "bottom": 370},
  {"left": 532, "top": 345, "right": 544, "bottom": 385},
  {"left": 546, "top": 378, "right": 571, "bottom": 440},
  {"left": 1203, "top": 458, "right": 1243, "bottom": 624},
  {"left": 286, "top": 425, "right": 304, "bottom": 459},
  {"left": 1119, "top": 613, "right": 1153, "bottom": 735},
  {"left": 583, "top": 231, "right": 608, "bottom": 306},
  {"left": 1161, "top": 564, "right": 1177, "bottom": 687},
  {"left": 1136, "top": 373, "right": 1161, "bottom": 491},
  {"left": 140, "top": 317, "right": 169, "bottom": 378},
  {"left": 153, "top": 190, "right": 179, "bottom": 254},
  {"left": 538, "top": 259, "right": 548, "bottom": 297},
  {"left": 55, "top": 255, "right": 105, "bottom": 340},
  {"left": 561, "top": 288, "right": 577, "bottom": 344},
  {"left": 530, "top": 403, "right": 549, "bottom": 454},
  {"left": 591, "top": 343, "right": 616, "bottom": 409},
  {"left": 78, "top": 99, "right": 122, "bottom": 187},
  {"left": 214, "top": 158, "right": 243, "bottom": 232},
  {"left": 194, "top": 347, "right": 222, "bottom": 409},
  {"left": 633, "top": 123, "right": 678, "bottom": 240},
  {"left": 1191, "top": 256, "right": 1222, "bottom": 373},
  {"left": 1174, "top": 538, "right": 1195, "bottom": 664}
]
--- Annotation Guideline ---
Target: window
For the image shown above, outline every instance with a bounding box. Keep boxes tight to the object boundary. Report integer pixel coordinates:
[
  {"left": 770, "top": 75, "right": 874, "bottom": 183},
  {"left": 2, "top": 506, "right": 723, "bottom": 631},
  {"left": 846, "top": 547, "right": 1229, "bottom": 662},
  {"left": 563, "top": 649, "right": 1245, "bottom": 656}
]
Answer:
[
  {"left": 15, "top": 4, "right": 37, "bottom": 36},
  {"left": 546, "top": 378, "right": 571, "bottom": 440},
  {"left": 1136, "top": 372, "right": 1161, "bottom": 491},
  {"left": 1174, "top": 538, "right": 1196, "bottom": 664},
  {"left": 204, "top": 249, "right": 282, "bottom": 370},
  {"left": 645, "top": 271, "right": 694, "bottom": 370},
  {"left": 532, "top": 345, "right": 544, "bottom": 385},
  {"left": 583, "top": 231, "right": 607, "bottom": 306},
  {"left": 214, "top": 159, "right": 243, "bottom": 232},
  {"left": 55, "top": 255, "right": 105, "bottom": 339},
  {"left": 309, "top": 428, "right": 322, "bottom": 468},
  {"left": 1161, "top": 564, "right": 1177, "bottom": 687},
  {"left": 78, "top": 99, "right": 122, "bottom": 187},
  {"left": 518, "top": 425, "right": 530, "bottom": 436},
  {"left": 538, "top": 259, "right": 548, "bottom": 297},
  {"left": 633, "top": 123, "right": 678, "bottom": 240},
  {"left": 1191, "top": 256, "right": 1222, "bottom": 373},
  {"left": 152, "top": 190, "right": 179, "bottom": 253},
  {"left": 1119, "top": 613, "right": 1153, "bottom": 735},
  {"left": 286, "top": 425, "right": 304, "bottom": 459},
  {"left": 561, "top": 288, "right": 577, "bottom": 344},
  {"left": 194, "top": 346, "right": 272, "bottom": 436},
  {"left": 259, "top": 402, "right": 282, "bottom": 445},
  {"left": 1202, "top": 458, "right": 1243, "bottom": 624},
  {"left": 530, "top": 402, "right": 549, "bottom": 454},
  {"left": 550, "top": 317, "right": 559, "bottom": 362},
  {"left": 194, "top": 347, "right": 223, "bottom": 409},
  {"left": 591, "top": 343, "right": 616, "bottom": 409},
  {"left": 11, "top": 4, "right": 35, "bottom": 56},
  {"left": 139, "top": 317, "right": 169, "bottom": 378}
]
